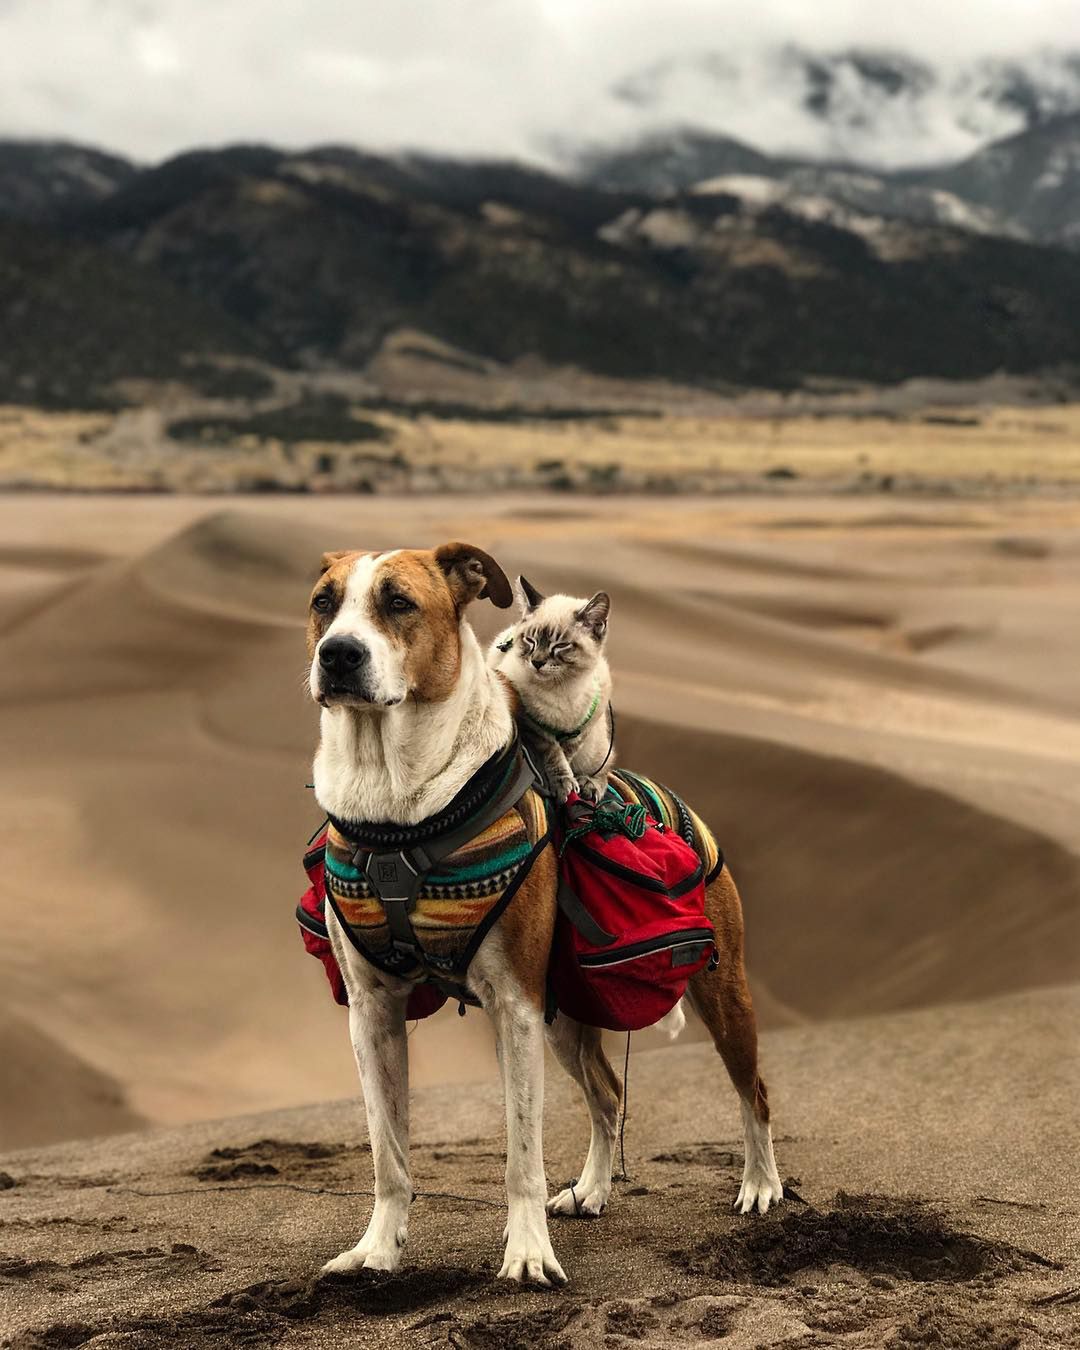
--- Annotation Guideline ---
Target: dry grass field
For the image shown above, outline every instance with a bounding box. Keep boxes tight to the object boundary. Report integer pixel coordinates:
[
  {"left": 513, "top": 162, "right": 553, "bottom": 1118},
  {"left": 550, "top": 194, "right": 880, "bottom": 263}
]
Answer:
[{"left": 3, "top": 400, "right": 1080, "bottom": 492}]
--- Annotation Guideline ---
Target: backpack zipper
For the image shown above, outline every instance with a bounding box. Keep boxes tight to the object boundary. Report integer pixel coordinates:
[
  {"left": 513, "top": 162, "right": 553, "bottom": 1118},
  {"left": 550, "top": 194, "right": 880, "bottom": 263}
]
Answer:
[{"left": 577, "top": 926, "right": 715, "bottom": 968}]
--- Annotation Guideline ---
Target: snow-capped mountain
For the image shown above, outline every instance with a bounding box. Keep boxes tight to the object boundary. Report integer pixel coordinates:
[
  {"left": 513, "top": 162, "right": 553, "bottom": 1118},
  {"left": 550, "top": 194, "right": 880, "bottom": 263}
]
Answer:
[
  {"left": 0, "top": 140, "right": 134, "bottom": 221},
  {"left": 604, "top": 46, "right": 1080, "bottom": 171},
  {"left": 921, "top": 113, "right": 1080, "bottom": 248},
  {"left": 577, "top": 47, "right": 1080, "bottom": 250}
]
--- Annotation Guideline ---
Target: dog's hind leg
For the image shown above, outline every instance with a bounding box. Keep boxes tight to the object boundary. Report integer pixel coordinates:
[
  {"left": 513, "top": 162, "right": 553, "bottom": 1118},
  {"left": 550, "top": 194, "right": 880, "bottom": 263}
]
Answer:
[
  {"left": 545, "top": 1016, "right": 621, "bottom": 1218},
  {"left": 688, "top": 868, "right": 783, "bottom": 1216},
  {"left": 320, "top": 969, "right": 413, "bottom": 1274}
]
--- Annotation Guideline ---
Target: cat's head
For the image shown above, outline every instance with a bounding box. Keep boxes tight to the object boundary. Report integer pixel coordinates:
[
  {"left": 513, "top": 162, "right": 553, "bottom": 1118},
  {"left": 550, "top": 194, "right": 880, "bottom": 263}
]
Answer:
[{"left": 504, "top": 576, "right": 610, "bottom": 681}]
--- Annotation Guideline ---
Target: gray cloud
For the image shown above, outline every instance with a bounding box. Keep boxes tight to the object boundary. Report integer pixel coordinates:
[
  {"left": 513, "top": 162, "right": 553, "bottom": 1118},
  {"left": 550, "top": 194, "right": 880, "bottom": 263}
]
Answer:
[{"left": 0, "top": 0, "right": 1076, "bottom": 164}]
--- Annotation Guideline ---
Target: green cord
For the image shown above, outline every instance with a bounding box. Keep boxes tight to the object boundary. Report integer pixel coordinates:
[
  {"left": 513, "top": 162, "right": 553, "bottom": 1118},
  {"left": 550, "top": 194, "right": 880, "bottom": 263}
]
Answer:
[{"left": 560, "top": 798, "right": 648, "bottom": 855}]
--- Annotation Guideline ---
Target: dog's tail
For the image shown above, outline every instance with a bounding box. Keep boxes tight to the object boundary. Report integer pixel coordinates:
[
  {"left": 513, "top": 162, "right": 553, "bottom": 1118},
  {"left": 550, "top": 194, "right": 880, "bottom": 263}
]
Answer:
[{"left": 652, "top": 1000, "right": 686, "bottom": 1040}]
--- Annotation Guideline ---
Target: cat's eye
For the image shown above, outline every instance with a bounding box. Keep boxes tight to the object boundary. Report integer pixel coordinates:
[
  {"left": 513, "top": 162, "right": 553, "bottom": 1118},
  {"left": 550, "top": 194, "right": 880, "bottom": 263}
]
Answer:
[
  {"left": 552, "top": 642, "right": 574, "bottom": 656},
  {"left": 522, "top": 636, "right": 536, "bottom": 652}
]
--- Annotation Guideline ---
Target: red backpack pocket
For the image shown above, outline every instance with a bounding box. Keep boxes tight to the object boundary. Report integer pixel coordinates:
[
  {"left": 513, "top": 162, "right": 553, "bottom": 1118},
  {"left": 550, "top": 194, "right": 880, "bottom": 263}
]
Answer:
[{"left": 549, "top": 794, "right": 717, "bottom": 1032}]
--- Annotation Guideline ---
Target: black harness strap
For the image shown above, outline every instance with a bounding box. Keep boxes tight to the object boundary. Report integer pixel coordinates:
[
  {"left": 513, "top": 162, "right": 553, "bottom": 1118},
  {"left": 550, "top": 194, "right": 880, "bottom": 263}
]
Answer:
[{"left": 337, "top": 746, "right": 540, "bottom": 976}]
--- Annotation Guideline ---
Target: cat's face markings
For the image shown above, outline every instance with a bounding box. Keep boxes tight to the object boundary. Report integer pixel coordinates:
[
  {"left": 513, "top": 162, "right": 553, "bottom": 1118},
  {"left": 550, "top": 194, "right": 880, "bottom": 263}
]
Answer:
[
  {"left": 513, "top": 595, "right": 608, "bottom": 680},
  {"left": 520, "top": 622, "right": 559, "bottom": 673}
]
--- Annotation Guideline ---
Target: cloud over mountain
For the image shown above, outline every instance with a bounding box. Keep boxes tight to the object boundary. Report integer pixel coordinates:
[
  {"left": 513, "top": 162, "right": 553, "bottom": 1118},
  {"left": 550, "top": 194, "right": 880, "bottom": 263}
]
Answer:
[{"left": 1, "top": 1, "right": 1078, "bottom": 167}]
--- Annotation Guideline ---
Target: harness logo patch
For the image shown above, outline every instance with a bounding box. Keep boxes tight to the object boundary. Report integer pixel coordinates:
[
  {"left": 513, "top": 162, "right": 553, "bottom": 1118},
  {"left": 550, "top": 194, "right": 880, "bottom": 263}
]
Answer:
[{"left": 377, "top": 861, "right": 399, "bottom": 883}]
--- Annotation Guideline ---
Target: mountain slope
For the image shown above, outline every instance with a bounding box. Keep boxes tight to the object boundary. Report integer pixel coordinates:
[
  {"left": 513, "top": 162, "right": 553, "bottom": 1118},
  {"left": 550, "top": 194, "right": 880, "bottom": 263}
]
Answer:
[
  {"left": 0, "top": 217, "right": 270, "bottom": 407},
  {"left": 81, "top": 148, "right": 1080, "bottom": 386},
  {"left": 579, "top": 129, "right": 776, "bottom": 194},
  {"left": 3, "top": 136, "right": 1080, "bottom": 406},
  {"left": 0, "top": 139, "right": 135, "bottom": 222},
  {"left": 916, "top": 113, "right": 1080, "bottom": 248}
]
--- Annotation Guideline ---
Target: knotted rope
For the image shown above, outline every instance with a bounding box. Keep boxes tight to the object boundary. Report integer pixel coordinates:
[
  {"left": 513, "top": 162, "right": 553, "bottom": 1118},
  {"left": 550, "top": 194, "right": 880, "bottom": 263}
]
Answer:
[{"left": 559, "top": 796, "right": 647, "bottom": 855}]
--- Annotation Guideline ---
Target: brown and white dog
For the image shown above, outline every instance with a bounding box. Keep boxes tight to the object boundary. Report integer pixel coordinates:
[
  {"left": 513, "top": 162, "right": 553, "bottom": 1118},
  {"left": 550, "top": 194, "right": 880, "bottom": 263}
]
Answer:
[{"left": 306, "top": 541, "right": 782, "bottom": 1286}]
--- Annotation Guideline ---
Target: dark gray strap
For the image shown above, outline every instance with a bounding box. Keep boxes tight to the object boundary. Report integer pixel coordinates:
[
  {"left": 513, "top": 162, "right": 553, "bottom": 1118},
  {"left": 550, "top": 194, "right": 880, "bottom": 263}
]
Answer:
[{"left": 557, "top": 879, "right": 617, "bottom": 948}]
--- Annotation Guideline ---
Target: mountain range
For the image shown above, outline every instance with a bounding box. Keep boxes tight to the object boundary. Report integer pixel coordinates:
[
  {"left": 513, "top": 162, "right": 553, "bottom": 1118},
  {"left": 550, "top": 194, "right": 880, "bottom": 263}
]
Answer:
[{"left": 2, "top": 49, "right": 1080, "bottom": 411}]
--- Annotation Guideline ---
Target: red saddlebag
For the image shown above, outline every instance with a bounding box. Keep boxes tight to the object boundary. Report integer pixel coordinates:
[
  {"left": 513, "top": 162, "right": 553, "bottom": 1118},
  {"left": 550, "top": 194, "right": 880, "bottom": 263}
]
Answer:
[
  {"left": 550, "top": 791, "right": 717, "bottom": 1032},
  {"left": 296, "top": 831, "right": 446, "bottom": 1020}
]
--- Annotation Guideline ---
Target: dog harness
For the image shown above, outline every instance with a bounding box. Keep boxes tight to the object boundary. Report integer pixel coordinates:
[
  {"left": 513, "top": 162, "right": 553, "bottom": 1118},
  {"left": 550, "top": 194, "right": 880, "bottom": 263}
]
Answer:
[
  {"left": 313, "top": 741, "right": 550, "bottom": 1005},
  {"left": 296, "top": 744, "right": 723, "bottom": 1021}
]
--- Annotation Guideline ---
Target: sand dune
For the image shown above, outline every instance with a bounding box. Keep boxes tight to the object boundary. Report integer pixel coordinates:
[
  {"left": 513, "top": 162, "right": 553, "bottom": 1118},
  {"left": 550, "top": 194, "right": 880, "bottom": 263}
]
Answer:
[
  {"left": 0, "top": 1009, "right": 143, "bottom": 1151},
  {"left": 0, "top": 493, "right": 1078, "bottom": 1150}
]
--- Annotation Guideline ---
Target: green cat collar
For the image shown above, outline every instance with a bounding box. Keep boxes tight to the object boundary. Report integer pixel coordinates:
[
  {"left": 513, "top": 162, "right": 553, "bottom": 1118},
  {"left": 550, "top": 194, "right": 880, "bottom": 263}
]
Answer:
[{"left": 520, "top": 683, "right": 602, "bottom": 742}]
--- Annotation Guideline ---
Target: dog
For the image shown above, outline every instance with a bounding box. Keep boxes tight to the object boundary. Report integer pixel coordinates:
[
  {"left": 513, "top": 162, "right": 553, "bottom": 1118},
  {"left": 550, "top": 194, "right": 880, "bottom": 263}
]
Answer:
[{"left": 306, "top": 541, "right": 782, "bottom": 1286}]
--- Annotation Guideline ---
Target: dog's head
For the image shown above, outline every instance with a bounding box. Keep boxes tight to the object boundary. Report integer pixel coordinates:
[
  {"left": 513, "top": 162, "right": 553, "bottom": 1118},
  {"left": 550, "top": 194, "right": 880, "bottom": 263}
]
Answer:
[{"left": 307, "top": 542, "right": 512, "bottom": 709}]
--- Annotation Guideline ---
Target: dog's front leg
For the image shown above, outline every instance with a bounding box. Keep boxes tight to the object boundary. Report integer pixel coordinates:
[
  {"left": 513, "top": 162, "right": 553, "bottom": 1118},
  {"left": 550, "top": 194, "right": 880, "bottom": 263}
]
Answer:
[
  {"left": 488, "top": 992, "right": 567, "bottom": 1285},
  {"left": 322, "top": 984, "right": 411, "bottom": 1275}
]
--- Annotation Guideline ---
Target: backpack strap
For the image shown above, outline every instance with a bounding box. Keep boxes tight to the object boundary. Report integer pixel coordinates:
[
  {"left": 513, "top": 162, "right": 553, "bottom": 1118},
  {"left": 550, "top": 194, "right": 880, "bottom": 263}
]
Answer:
[{"left": 556, "top": 878, "right": 617, "bottom": 948}]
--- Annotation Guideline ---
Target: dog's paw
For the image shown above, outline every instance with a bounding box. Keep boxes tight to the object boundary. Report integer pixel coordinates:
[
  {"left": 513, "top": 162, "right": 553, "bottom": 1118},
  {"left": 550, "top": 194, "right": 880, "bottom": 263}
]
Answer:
[
  {"left": 734, "top": 1169, "right": 784, "bottom": 1216},
  {"left": 498, "top": 1246, "right": 567, "bottom": 1286},
  {"left": 498, "top": 1224, "right": 567, "bottom": 1286},
  {"left": 547, "top": 1179, "right": 609, "bottom": 1218},
  {"left": 320, "top": 1227, "right": 407, "bottom": 1276}
]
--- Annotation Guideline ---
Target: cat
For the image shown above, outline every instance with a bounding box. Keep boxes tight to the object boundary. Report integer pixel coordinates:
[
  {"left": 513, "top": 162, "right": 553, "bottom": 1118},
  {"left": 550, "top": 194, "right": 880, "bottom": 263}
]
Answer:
[{"left": 490, "top": 576, "right": 614, "bottom": 802}]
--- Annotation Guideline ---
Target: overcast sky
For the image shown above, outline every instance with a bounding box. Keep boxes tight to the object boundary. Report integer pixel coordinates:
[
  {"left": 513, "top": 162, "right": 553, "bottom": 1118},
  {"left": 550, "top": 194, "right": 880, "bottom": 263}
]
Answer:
[{"left": 0, "top": 0, "right": 1077, "bottom": 166}]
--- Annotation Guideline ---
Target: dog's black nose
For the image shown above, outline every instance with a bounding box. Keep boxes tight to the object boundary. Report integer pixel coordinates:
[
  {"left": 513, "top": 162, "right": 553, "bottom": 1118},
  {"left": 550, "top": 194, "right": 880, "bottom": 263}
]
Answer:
[{"left": 319, "top": 635, "right": 369, "bottom": 676}]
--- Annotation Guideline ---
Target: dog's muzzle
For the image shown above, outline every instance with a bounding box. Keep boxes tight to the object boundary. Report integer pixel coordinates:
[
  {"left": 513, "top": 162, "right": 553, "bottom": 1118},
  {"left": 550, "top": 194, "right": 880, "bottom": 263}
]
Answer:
[{"left": 317, "top": 635, "right": 372, "bottom": 703}]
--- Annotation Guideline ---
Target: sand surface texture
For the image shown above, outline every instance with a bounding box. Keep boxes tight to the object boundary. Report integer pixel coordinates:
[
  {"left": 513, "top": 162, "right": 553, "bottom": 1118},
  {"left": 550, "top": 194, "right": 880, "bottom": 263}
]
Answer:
[{"left": 1, "top": 989, "right": 1077, "bottom": 1347}]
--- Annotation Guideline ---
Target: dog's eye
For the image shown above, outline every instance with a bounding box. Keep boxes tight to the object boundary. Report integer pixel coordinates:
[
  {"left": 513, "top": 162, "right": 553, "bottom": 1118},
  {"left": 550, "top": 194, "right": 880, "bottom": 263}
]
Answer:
[
  {"left": 388, "top": 594, "right": 415, "bottom": 614},
  {"left": 312, "top": 592, "right": 334, "bottom": 614}
]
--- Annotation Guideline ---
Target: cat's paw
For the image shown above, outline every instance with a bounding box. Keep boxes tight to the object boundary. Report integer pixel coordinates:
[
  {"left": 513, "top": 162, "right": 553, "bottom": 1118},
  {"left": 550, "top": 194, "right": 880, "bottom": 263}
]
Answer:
[
  {"left": 576, "top": 775, "right": 607, "bottom": 802},
  {"left": 554, "top": 774, "right": 577, "bottom": 803}
]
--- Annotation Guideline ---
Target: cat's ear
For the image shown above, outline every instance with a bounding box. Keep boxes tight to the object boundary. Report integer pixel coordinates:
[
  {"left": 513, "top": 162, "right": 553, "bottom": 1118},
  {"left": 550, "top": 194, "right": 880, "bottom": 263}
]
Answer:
[
  {"left": 576, "top": 591, "right": 610, "bottom": 640},
  {"left": 434, "top": 542, "right": 513, "bottom": 609},
  {"left": 517, "top": 575, "right": 545, "bottom": 613}
]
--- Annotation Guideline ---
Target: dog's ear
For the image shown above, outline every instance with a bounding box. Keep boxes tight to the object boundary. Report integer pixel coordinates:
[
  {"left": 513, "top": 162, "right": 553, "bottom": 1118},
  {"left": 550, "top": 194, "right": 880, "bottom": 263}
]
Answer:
[
  {"left": 576, "top": 591, "right": 610, "bottom": 640},
  {"left": 434, "top": 542, "right": 513, "bottom": 609},
  {"left": 517, "top": 575, "right": 545, "bottom": 613},
  {"left": 319, "top": 550, "right": 350, "bottom": 574}
]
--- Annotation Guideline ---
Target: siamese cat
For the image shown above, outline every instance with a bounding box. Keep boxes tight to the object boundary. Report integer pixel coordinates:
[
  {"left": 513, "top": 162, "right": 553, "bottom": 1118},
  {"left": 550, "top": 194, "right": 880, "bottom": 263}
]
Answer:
[{"left": 491, "top": 577, "right": 613, "bottom": 802}]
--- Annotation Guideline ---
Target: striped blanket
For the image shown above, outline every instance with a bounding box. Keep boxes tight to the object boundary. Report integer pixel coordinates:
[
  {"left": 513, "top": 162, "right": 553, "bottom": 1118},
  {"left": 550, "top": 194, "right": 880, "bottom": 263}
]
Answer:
[{"left": 323, "top": 787, "right": 551, "bottom": 983}]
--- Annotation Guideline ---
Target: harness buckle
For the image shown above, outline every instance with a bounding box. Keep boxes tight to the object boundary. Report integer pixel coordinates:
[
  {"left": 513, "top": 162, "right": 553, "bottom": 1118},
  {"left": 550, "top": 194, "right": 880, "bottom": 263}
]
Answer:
[{"left": 364, "top": 850, "right": 418, "bottom": 903}]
